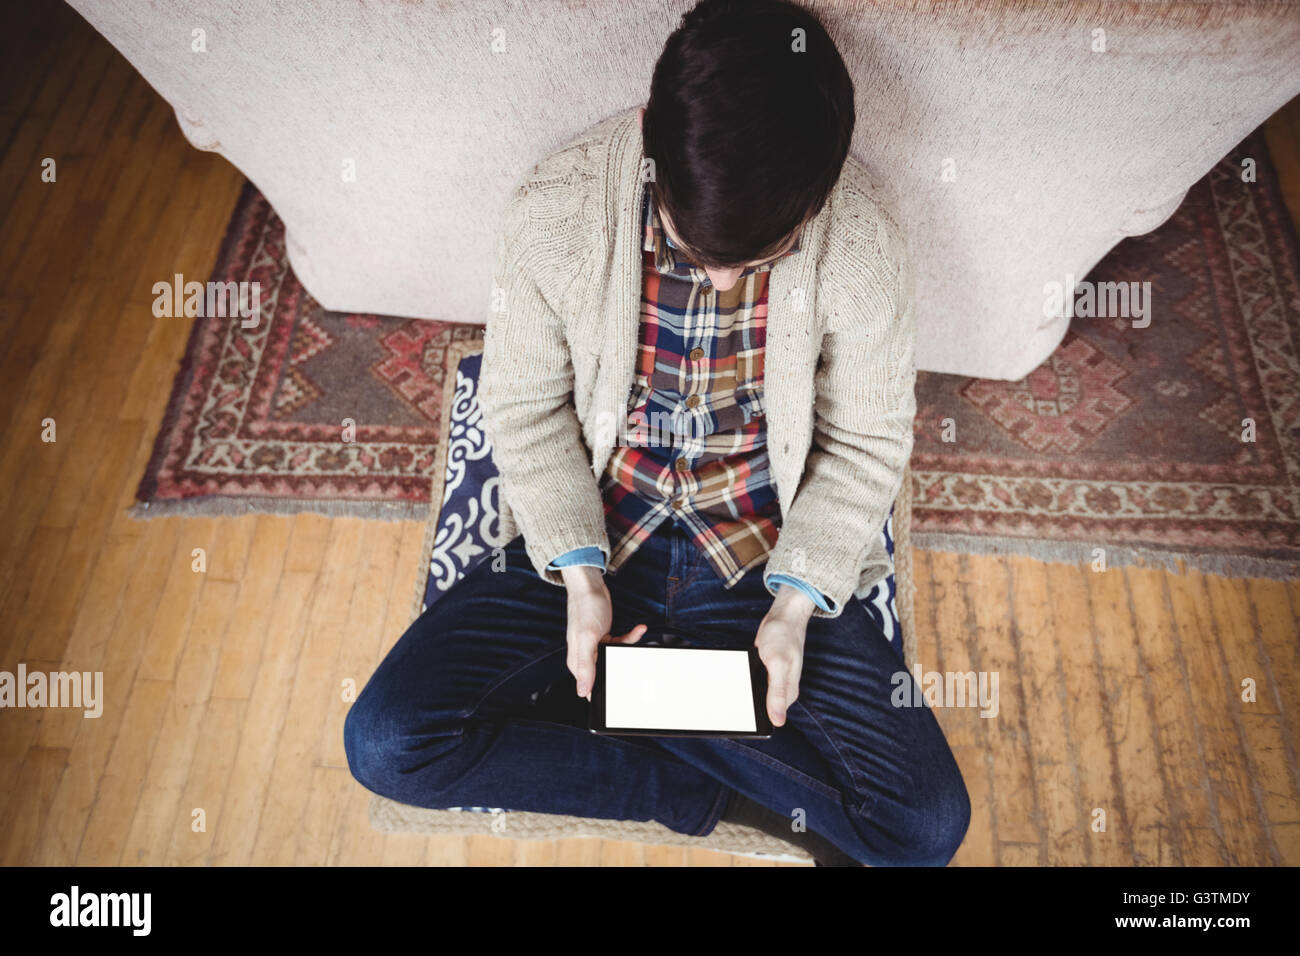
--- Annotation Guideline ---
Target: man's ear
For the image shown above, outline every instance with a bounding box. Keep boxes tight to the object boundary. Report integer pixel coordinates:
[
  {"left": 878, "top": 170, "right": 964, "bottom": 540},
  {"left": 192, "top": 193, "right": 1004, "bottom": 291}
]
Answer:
[{"left": 637, "top": 106, "right": 645, "bottom": 132}]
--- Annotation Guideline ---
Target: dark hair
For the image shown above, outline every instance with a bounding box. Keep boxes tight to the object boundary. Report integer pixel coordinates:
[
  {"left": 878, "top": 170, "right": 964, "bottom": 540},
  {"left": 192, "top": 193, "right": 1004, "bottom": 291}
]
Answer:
[{"left": 641, "top": 0, "right": 855, "bottom": 268}]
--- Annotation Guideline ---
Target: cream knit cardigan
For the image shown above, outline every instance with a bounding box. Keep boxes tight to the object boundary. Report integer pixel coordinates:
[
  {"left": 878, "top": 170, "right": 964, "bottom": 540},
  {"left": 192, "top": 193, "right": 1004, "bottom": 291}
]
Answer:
[{"left": 479, "top": 107, "right": 916, "bottom": 619}]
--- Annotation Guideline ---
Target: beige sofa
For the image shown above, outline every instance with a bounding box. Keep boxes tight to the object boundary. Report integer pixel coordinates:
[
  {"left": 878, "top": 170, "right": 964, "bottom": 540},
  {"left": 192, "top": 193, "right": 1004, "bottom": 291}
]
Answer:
[{"left": 64, "top": 0, "right": 1300, "bottom": 379}]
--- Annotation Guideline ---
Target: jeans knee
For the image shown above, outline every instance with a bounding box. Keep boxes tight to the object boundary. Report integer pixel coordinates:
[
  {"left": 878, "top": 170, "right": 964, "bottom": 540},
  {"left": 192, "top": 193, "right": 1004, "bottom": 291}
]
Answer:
[
  {"left": 344, "top": 689, "right": 463, "bottom": 798},
  {"left": 896, "top": 760, "right": 971, "bottom": 866},
  {"left": 927, "top": 766, "right": 971, "bottom": 864},
  {"left": 343, "top": 692, "right": 394, "bottom": 795},
  {"left": 850, "top": 757, "right": 971, "bottom": 867}
]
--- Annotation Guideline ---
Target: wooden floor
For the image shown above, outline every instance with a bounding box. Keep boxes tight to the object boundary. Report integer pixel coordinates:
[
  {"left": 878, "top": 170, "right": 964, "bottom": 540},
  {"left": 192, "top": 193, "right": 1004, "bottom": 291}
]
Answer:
[{"left": 2, "top": 6, "right": 1298, "bottom": 867}]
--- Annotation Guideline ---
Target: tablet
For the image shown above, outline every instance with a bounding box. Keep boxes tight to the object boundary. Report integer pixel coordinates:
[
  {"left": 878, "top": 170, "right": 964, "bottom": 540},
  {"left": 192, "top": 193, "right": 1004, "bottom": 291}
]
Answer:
[{"left": 589, "top": 643, "right": 774, "bottom": 738}]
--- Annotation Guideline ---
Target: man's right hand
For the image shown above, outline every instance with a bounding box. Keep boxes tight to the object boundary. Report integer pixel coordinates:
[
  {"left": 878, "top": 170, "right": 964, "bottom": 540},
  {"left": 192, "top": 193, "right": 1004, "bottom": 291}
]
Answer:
[{"left": 561, "top": 565, "right": 646, "bottom": 699}]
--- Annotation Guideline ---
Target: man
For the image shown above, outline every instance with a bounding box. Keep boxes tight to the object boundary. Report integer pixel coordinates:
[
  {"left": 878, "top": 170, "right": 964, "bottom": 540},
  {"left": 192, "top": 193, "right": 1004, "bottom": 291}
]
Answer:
[{"left": 346, "top": 0, "right": 969, "bottom": 866}]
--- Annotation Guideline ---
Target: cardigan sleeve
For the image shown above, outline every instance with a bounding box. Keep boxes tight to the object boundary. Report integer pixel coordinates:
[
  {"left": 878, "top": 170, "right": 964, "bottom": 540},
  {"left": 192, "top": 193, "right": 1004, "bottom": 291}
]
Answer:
[
  {"left": 762, "top": 190, "right": 916, "bottom": 618},
  {"left": 767, "top": 574, "right": 836, "bottom": 614},
  {"left": 477, "top": 180, "right": 611, "bottom": 586}
]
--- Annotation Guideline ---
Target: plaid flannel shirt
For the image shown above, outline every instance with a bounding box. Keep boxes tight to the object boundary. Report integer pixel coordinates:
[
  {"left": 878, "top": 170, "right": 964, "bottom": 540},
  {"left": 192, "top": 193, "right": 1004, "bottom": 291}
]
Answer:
[{"left": 549, "top": 189, "right": 831, "bottom": 610}]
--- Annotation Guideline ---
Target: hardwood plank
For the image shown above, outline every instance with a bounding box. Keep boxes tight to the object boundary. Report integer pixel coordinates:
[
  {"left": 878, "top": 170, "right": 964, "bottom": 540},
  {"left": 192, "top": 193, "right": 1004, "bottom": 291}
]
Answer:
[
  {"left": 24, "top": 419, "right": 147, "bottom": 662},
  {"left": 209, "top": 516, "right": 294, "bottom": 699},
  {"left": 381, "top": 833, "right": 433, "bottom": 867},
  {"left": 599, "top": 839, "right": 647, "bottom": 867},
  {"left": 0, "top": 2, "right": 85, "bottom": 151},
  {"left": 0, "top": 42, "right": 132, "bottom": 298},
  {"left": 554, "top": 839, "right": 603, "bottom": 866},
  {"left": 0, "top": 746, "right": 70, "bottom": 865},
  {"left": 685, "top": 847, "right": 733, "bottom": 867},
  {"left": 1165, "top": 572, "right": 1274, "bottom": 864},
  {"left": 426, "top": 836, "right": 471, "bottom": 866},
  {"left": 466, "top": 834, "right": 517, "bottom": 866},
  {"left": 1090, "top": 565, "right": 1181, "bottom": 865},
  {"left": 120, "top": 579, "right": 237, "bottom": 865},
  {"left": 1247, "top": 578, "right": 1300, "bottom": 815},
  {"left": 923, "top": 552, "right": 995, "bottom": 862},
  {"left": 0, "top": 133, "right": 209, "bottom": 618},
  {"left": 327, "top": 786, "right": 389, "bottom": 867},
  {"left": 0, "top": 526, "right": 72, "bottom": 667},
  {"left": 31, "top": 531, "right": 147, "bottom": 753},
  {"left": 117, "top": 160, "right": 244, "bottom": 424},
  {"left": 74, "top": 678, "right": 173, "bottom": 865},
  {"left": 1265, "top": 99, "right": 1300, "bottom": 233},
  {"left": 30, "top": 517, "right": 184, "bottom": 865},
  {"left": 949, "top": 744, "right": 995, "bottom": 866},
  {"left": 285, "top": 513, "right": 334, "bottom": 574},
  {"left": 370, "top": 520, "right": 428, "bottom": 670},
  {"left": 206, "top": 570, "right": 318, "bottom": 866},
  {"left": 164, "top": 697, "right": 245, "bottom": 865},
  {"left": 251, "top": 519, "right": 364, "bottom": 865},
  {"left": 998, "top": 843, "right": 1042, "bottom": 867},
  {"left": 1275, "top": 823, "right": 1300, "bottom": 866},
  {"left": 1125, "top": 566, "right": 1225, "bottom": 865},
  {"left": 1202, "top": 575, "right": 1296, "bottom": 841},
  {"left": 641, "top": 844, "right": 686, "bottom": 867},
  {"left": 201, "top": 515, "right": 260, "bottom": 585},
  {"left": 965, "top": 550, "right": 1041, "bottom": 850},
  {"left": 1046, "top": 562, "right": 1130, "bottom": 865},
  {"left": 0, "top": 19, "right": 98, "bottom": 238},
  {"left": 922, "top": 552, "right": 981, "bottom": 751},
  {"left": 317, "top": 520, "right": 404, "bottom": 769},
  {"left": 135, "top": 518, "right": 222, "bottom": 682},
  {"left": 1007, "top": 556, "right": 1087, "bottom": 865},
  {"left": 294, "top": 765, "right": 356, "bottom": 867}
]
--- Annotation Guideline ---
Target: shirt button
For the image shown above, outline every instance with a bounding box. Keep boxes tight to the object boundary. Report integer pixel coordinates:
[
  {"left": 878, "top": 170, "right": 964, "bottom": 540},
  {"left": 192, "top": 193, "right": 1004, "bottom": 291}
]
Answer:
[
  {"left": 671, "top": 499, "right": 685, "bottom": 510},
  {"left": 689, "top": 347, "right": 704, "bottom": 360},
  {"left": 685, "top": 394, "right": 701, "bottom": 409},
  {"left": 675, "top": 457, "right": 689, "bottom": 472}
]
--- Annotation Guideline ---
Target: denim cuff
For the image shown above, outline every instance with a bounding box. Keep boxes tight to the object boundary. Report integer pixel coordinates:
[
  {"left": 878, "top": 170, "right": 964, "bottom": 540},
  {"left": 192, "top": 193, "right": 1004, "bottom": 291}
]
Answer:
[
  {"left": 767, "top": 573, "right": 836, "bottom": 614},
  {"left": 547, "top": 545, "right": 608, "bottom": 573}
]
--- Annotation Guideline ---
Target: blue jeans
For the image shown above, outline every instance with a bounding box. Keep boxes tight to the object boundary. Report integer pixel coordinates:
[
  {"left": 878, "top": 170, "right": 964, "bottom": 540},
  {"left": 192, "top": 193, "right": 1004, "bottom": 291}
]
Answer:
[{"left": 345, "top": 521, "right": 970, "bottom": 865}]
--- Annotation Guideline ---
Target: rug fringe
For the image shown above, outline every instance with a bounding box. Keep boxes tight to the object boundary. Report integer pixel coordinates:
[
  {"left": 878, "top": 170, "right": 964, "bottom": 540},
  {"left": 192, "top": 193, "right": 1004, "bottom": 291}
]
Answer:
[
  {"left": 127, "top": 497, "right": 427, "bottom": 522},
  {"left": 912, "top": 531, "right": 1300, "bottom": 580}
]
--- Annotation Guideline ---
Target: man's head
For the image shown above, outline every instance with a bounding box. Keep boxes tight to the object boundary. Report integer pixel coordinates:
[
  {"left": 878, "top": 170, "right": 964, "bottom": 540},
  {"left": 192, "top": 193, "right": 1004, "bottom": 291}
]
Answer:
[{"left": 640, "top": 0, "right": 855, "bottom": 290}]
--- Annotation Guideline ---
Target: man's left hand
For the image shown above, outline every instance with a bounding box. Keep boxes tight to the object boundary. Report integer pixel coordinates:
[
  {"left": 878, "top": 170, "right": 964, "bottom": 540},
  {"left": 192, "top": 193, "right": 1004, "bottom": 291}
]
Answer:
[{"left": 756, "top": 587, "right": 814, "bottom": 727}]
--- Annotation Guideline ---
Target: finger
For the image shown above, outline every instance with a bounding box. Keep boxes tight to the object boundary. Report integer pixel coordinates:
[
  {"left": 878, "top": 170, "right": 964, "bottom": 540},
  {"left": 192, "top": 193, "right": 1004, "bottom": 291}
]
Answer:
[
  {"left": 613, "top": 623, "right": 648, "bottom": 644},
  {"left": 786, "top": 661, "right": 802, "bottom": 710},
  {"left": 571, "top": 635, "right": 599, "bottom": 698},
  {"left": 784, "top": 673, "right": 800, "bottom": 714},
  {"left": 765, "top": 658, "right": 790, "bottom": 727},
  {"left": 575, "top": 660, "right": 594, "bottom": 698},
  {"left": 767, "top": 686, "right": 789, "bottom": 728}
]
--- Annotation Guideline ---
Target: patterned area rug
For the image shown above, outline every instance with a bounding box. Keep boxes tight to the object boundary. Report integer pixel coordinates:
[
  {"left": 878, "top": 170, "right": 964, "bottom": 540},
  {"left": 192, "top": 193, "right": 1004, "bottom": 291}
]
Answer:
[
  {"left": 136, "top": 131, "right": 1300, "bottom": 580},
  {"left": 911, "top": 130, "right": 1300, "bottom": 577},
  {"left": 135, "top": 183, "right": 482, "bottom": 519}
]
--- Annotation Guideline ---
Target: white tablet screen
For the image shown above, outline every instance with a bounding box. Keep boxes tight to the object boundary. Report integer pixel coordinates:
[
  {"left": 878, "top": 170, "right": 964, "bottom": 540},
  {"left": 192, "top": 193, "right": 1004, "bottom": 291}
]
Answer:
[{"left": 603, "top": 645, "right": 757, "bottom": 732}]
